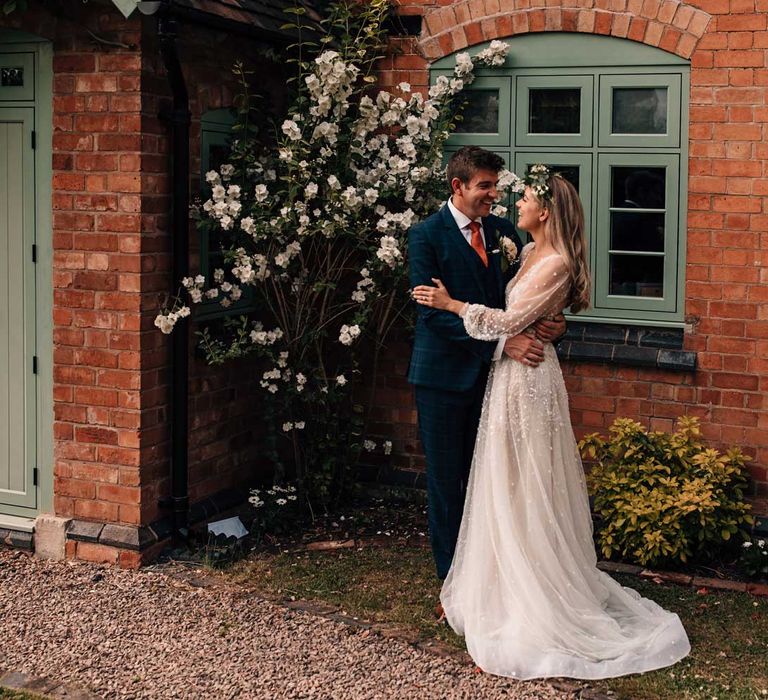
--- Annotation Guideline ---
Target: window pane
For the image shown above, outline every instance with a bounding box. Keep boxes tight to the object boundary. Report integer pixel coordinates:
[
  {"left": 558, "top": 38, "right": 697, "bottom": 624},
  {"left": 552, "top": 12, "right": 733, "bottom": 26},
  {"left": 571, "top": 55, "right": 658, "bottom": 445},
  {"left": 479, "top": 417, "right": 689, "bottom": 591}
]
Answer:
[
  {"left": 455, "top": 90, "right": 499, "bottom": 133},
  {"left": 551, "top": 166, "right": 579, "bottom": 192},
  {"left": 529, "top": 88, "right": 580, "bottom": 134},
  {"left": 609, "top": 254, "right": 664, "bottom": 297},
  {"left": 611, "top": 167, "right": 665, "bottom": 208},
  {"left": 1, "top": 67, "right": 24, "bottom": 87},
  {"left": 208, "top": 142, "right": 231, "bottom": 174},
  {"left": 612, "top": 88, "right": 667, "bottom": 134},
  {"left": 610, "top": 212, "right": 665, "bottom": 252}
]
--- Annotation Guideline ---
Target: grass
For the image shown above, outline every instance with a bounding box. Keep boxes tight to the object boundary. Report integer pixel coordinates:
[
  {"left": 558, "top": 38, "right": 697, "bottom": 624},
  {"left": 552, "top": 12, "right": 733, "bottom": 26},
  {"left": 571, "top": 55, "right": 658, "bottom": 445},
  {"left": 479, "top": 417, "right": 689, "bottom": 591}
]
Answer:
[
  {"left": 228, "top": 544, "right": 768, "bottom": 700},
  {"left": 0, "top": 690, "right": 43, "bottom": 700}
]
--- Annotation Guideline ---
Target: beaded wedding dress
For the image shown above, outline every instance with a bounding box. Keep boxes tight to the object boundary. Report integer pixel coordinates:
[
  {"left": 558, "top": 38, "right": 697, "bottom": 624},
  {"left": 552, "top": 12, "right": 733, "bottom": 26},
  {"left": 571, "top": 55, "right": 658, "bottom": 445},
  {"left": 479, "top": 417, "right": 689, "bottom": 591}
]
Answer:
[{"left": 440, "top": 244, "right": 690, "bottom": 679}]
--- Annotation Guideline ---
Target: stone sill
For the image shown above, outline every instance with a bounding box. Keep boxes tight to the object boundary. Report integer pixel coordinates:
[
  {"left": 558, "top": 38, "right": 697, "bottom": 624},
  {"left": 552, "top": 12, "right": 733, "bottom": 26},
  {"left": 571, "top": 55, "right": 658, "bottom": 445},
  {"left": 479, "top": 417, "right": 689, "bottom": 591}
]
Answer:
[{"left": 556, "top": 321, "right": 696, "bottom": 371}]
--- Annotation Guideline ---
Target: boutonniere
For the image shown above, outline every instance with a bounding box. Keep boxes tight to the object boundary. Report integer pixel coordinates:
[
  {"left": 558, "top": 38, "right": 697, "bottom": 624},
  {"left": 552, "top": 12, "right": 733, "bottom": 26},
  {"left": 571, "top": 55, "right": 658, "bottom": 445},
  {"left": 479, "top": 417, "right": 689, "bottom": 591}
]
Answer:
[{"left": 498, "top": 235, "right": 519, "bottom": 273}]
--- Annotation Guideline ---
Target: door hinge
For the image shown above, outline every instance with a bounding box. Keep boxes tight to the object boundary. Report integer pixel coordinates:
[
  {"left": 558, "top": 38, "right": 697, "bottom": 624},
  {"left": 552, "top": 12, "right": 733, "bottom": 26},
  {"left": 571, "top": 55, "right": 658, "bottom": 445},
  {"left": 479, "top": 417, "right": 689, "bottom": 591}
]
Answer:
[
  {"left": 31, "top": 130, "right": 36, "bottom": 149},
  {"left": 32, "top": 244, "right": 37, "bottom": 263},
  {"left": 33, "top": 468, "right": 39, "bottom": 487},
  {"left": 32, "top": 356, "right": 38, "bottom": 374}
]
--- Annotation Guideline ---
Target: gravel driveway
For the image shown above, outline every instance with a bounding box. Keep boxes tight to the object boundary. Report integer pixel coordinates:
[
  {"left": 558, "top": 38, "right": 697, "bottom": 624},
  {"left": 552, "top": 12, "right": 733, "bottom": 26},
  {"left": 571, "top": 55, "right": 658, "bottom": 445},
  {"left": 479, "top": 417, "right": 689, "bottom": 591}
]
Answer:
[{"left": 0, "top": 550, "right": 583, "bottom": 699}]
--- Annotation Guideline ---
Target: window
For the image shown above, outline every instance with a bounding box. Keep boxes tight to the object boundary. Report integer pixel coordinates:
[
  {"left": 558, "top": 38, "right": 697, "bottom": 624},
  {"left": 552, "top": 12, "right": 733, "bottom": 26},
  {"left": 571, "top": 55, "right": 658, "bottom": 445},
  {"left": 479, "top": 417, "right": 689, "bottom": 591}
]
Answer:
[
  {"left": 437, "top": 34, "right": 690, "bottom": 326},
  {"left": 197, "top": 108, "right": 255, "bottom": 319}
]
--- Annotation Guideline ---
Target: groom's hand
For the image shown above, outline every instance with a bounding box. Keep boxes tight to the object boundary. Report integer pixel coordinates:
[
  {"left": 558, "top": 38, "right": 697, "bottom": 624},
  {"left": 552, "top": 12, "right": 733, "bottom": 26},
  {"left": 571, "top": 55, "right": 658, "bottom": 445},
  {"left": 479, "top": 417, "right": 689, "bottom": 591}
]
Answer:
[
  {"left": 533, "top": 313, "right": 566, "bottom": 343},
  {"left": 503, "top": 333, "right": 545, "bottom": 367}
]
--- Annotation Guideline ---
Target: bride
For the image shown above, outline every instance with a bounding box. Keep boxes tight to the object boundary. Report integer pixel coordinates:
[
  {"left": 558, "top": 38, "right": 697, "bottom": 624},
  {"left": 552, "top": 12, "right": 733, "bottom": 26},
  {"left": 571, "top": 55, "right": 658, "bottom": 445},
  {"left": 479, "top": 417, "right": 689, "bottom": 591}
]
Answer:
[{"left": 412, "top": 166, "right": 690, "bottom": 680}]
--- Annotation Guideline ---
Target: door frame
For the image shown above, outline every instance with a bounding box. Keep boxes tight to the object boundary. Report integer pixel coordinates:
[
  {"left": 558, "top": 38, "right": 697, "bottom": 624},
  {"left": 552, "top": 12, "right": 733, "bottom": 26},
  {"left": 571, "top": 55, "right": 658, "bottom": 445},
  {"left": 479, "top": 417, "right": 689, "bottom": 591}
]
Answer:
[{"left": 0, "top": 31, "right": 53, "bottom": 520}]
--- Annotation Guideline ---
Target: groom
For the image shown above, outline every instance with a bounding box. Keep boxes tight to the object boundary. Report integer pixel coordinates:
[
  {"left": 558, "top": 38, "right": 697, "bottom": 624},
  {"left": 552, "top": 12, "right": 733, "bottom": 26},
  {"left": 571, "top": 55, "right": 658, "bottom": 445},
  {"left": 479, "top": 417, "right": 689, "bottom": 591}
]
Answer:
[{"left": 407, "top": 146, "right": 565, "bottom": 582}]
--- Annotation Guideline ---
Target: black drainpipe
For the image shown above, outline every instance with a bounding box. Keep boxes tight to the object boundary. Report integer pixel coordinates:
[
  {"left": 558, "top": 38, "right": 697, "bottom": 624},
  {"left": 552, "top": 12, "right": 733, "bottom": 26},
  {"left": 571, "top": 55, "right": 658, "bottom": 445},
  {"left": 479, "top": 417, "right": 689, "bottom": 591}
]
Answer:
[{"left": 157, "top": 2, "right": 190, "bottom": 540}]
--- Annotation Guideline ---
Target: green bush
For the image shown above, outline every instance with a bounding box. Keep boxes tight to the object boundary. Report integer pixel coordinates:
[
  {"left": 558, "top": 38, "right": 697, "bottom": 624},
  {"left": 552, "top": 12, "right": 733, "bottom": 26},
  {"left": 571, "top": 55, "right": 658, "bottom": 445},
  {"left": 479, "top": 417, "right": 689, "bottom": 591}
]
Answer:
[{"left": 579, "top": 416, "right": 754, "bottom": 567}]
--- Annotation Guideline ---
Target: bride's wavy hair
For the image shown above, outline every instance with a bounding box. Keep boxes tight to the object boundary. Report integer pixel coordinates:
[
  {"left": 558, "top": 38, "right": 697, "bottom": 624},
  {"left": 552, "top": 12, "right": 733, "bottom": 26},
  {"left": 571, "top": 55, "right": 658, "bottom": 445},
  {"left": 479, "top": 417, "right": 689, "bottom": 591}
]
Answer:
[{"left": 542, "top": 175, "right": 591, "bottom": 314}]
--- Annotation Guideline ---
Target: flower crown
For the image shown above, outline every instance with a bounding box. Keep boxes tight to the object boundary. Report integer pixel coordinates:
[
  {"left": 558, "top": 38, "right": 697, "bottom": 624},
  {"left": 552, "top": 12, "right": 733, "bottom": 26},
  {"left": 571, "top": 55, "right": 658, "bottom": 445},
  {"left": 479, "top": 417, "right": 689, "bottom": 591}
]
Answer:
[{"left": 503, "top": 163, "right": 558, "bottom": 202}]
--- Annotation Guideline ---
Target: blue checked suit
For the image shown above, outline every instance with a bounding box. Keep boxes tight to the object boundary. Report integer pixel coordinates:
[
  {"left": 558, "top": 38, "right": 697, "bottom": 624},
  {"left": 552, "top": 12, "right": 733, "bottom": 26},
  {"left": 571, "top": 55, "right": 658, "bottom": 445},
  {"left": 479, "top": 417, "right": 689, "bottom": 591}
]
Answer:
[{"left": 408, "top": 204, "right": 522, "bottom": 579}]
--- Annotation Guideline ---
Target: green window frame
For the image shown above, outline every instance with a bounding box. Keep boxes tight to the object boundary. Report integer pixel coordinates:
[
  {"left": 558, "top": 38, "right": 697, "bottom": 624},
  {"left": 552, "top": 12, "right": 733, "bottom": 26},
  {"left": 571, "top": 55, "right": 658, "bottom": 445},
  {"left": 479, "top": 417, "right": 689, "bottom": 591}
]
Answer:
[
  {"left": 197, "top": 108, "right": 256, "bottom": 321},
  {"left": 515, "top": 74, "right": 594, "bottom": 148},
  {"left": 439, "top": 75, "right": 512, "bottom": 147},
  {"left": 435, "top": 34, "right": 690, "bottom": 326}
]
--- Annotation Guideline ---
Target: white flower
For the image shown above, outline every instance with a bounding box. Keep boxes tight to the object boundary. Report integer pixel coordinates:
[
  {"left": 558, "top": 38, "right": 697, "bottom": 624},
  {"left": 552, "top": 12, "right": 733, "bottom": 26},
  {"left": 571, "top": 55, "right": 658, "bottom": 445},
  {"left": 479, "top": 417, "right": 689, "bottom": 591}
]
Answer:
[
  {"left": 281, "top": 119, "right": 302, "bottom": 141},
  {"left": 304, "top": 182, "right": 318, "bottom": 199},
  {"left": 743, "top": 541, "right": 753, "bottom": 548},
  {"left": 376, "top": 236, "right": 402, "bottom": 268},
  {"left": 336, "top": 374, "right": 347, "bottom": 386},
  {"left": 383, "top": 440, "right": 392, "bottom": 455},
  {"left": 398, "top": 81, "right": 411, "bottom": 93},
  {"left": 282, "top": 422, "right": 293, "bottom": 432},
  {"left": 278, "top": 148, "right": 293, "bottom": 161},
  {"left": 327, "top": 174, "right": 341, "bottom": 190},
  {"left": 205, "top": 170, "right": 220, "bottom": 184},
  {"left": 363, "top": 440, "right": 376, "bottom": 452},
  {"left": 500, "top": 236, "right": 518, "bottom": 263},
  {"left": 295, "top": 421, "right": 305, "bottom": 430},
  {"left": 312, "top": 121, "right": 339, "bottom": 145},
  {"left": 220, "top": 163, "right": 235, "bottom": 178},
  {"left": 254, "top": 184, "right": 268, "bottom": 203},
  {"left": 429, "top": 75, "right": 451, "bottom": 99},
  {"left": 276, "top": 498, "right": 287, "bottom": 506},
  {"left": 338, "top": 324, "right": 361, "bottom": 345},
  {"left": 454, "top": 52, "right": 474, "bottom": 77},
  {"left": 154, "top": 314, "right": 175, "bottom": 334},
  {"left": 211, "top": 184, "right": 226, "bottom": 201}
]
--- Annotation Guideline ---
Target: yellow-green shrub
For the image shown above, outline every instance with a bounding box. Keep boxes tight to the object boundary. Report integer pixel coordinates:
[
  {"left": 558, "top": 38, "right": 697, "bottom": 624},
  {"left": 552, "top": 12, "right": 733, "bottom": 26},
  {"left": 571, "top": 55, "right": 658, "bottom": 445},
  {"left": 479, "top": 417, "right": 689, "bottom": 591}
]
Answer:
[{"left": 579, "top": 416, "right": 754, "bottom": 567}]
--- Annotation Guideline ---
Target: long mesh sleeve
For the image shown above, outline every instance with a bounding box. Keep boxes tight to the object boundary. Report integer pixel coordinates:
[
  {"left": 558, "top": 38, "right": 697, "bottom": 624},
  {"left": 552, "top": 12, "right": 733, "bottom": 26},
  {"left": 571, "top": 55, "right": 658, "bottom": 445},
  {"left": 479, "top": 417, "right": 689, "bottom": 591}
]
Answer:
[{"left": 461, "top": 254, "right": 570, "bottom": 341}]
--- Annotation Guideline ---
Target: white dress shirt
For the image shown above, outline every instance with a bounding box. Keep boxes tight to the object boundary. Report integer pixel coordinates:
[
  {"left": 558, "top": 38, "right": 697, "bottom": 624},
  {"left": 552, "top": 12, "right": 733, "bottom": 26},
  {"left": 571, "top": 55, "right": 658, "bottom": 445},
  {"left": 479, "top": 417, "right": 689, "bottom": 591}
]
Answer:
[{"left": 446, "top": 197, "right": 507, "bottom": 361}]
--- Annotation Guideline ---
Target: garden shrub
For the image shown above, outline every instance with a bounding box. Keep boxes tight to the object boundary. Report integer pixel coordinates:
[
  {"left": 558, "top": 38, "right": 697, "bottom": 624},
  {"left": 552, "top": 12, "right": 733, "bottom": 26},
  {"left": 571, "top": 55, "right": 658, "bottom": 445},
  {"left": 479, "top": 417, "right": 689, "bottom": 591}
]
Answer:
[{"left": 579, "top": 416, "right": 754, "bottom": 567}]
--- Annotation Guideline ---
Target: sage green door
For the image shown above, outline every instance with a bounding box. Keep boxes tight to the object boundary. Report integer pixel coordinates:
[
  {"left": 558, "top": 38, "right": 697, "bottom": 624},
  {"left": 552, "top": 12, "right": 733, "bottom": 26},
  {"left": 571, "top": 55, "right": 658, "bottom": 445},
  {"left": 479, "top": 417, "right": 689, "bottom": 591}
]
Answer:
[{"left": 0, "top": 104, "right": 37, "bottom": 509}]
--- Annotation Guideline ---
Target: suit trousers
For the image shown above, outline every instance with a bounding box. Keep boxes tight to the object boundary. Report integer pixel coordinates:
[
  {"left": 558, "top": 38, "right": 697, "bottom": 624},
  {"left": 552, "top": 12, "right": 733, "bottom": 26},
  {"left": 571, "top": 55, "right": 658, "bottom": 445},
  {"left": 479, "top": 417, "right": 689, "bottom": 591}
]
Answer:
[{"left": 415, "top": 367, "right": 490, "bottom": 580}]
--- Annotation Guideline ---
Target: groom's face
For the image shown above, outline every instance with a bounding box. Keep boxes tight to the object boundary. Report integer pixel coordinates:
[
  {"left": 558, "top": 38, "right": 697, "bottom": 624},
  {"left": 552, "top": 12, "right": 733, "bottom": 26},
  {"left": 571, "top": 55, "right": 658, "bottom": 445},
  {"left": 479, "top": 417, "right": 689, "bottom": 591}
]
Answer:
[{"left": 451, "top": 168, "right": 499, "bottom": 220}]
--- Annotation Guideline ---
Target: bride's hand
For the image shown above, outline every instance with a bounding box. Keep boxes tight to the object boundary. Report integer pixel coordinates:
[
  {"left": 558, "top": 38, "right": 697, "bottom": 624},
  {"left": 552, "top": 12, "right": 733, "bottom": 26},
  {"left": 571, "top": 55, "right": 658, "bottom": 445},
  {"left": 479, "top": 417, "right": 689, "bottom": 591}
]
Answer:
[{"left": 412, "top": 279, "right": 458, "bottom": 312}]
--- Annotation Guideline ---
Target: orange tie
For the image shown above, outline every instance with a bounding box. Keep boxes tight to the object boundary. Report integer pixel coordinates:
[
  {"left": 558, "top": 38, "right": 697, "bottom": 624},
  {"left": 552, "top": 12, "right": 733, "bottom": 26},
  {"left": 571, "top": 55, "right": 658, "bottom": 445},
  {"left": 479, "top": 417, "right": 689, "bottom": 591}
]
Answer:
[{"left": 468, "top": 221, "right": 488, "bottom": 267}]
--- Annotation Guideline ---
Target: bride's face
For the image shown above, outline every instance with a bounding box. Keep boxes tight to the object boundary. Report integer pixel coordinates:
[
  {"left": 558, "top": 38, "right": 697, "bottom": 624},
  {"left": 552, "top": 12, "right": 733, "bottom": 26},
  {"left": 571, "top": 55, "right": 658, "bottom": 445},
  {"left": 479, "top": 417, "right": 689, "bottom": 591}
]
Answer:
[{"left": 515, "top": 187, "right": 547, "bottom": 233}]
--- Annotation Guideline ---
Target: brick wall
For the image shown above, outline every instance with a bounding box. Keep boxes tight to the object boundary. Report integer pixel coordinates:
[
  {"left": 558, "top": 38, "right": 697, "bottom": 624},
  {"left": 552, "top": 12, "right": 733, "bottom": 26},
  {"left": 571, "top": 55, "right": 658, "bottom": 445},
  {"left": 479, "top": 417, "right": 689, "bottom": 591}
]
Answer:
[
  {"left": 1, "top": 1, "right": 288, "bottom": 560},
  {"left": 369, "top": 0, "right": 768, "bottom": 495}
]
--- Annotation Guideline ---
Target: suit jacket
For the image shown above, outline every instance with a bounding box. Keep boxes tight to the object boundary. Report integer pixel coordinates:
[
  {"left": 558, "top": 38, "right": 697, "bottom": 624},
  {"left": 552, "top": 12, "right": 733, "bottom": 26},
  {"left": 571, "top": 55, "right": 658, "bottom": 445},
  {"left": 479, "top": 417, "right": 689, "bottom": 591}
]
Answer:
[{"left": 407, "top": 205, "right": 523, "bottom": 392}]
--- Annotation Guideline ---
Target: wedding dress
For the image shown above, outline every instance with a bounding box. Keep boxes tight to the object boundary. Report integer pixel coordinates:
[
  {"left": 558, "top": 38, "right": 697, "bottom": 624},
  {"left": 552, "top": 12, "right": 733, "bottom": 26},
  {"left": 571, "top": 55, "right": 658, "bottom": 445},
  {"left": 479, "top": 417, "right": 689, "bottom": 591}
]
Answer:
[{"left": 440, "top": 244, "right": 690, "bottom": 679}]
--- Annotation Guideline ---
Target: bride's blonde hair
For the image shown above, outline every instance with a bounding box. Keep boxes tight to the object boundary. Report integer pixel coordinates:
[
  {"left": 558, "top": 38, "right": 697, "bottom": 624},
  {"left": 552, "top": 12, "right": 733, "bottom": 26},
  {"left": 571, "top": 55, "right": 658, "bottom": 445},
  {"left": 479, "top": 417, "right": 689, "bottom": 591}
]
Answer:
[{"left": 540, "top": 175, "right": 591, "bottom": 314}]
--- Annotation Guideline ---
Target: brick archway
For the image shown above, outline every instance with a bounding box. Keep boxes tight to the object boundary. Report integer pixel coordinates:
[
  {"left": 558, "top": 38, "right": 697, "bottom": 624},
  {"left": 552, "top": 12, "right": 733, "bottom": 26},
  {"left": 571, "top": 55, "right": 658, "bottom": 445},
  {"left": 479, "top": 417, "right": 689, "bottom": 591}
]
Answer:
[{"left": 419, "top": 0, "right": 711, "bottom": 61}]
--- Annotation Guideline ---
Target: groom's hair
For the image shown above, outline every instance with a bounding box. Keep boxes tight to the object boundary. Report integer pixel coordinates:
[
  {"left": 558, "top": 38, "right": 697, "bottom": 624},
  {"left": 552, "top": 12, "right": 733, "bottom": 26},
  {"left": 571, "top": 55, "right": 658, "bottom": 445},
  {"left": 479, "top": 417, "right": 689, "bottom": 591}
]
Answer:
[{"left": 446, "top": 146, "right": 505, "bottom": 189}]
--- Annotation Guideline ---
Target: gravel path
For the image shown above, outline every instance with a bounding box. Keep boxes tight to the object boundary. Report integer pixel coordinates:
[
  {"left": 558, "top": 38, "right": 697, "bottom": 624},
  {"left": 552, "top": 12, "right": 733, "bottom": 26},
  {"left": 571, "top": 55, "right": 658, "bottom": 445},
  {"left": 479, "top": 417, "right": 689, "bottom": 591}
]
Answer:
[{"left": 0, "top": 550, "right": 581, "bottom": 699}]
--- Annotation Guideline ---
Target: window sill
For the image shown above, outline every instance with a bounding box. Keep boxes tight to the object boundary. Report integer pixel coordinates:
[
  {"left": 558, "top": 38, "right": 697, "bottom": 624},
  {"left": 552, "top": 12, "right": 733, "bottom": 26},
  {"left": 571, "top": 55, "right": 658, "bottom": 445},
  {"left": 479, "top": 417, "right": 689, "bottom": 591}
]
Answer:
[{"left": 556, "top": 321, "right": 696, "bottom": 372}]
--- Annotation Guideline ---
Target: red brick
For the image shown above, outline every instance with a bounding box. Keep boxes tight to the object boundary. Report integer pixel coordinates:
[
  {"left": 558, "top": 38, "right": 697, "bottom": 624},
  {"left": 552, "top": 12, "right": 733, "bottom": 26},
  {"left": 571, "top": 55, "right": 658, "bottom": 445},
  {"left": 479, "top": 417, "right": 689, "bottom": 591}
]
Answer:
[
  {"left": 97, "top": 483, "right": 140, "bottom": 505},
  {"left": 75, "top": 426, "right": 119, "bottom": 445},
  {"left": 75, "top": 75, "right": 118, "bottom": 93},
  {"left": 712, "top": 373, "right": 760, "bottom": 391},
  {"left": 98, "top": 446, "right": 141, "bottom": 467},
  {"left": 73, "top": 386, "right": 119, "bottom": 407},
  {"left": 76, "top": 542, "right": 119, "bottom": 564},
  {"left": 55, "top": 478, "right": 96, "bottom": 499}
]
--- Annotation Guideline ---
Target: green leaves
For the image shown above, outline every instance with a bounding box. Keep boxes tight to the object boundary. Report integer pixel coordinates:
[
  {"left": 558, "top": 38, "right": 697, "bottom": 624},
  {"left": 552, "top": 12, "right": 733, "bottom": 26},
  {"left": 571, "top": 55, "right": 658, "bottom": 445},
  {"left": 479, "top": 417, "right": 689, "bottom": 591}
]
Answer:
[
  {"left": 582, "top": 416, "right": 754, "bottom": 568},
  {"left": 2, "top": 0, "right": 27, "bottom": 15}
]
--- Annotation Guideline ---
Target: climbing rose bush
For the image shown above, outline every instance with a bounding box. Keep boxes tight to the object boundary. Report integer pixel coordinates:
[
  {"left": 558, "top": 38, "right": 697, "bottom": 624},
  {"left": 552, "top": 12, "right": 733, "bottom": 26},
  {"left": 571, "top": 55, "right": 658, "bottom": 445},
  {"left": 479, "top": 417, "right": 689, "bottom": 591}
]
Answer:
[{"left": 156, "top": 0, "right": 515, "bottom": 512}]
